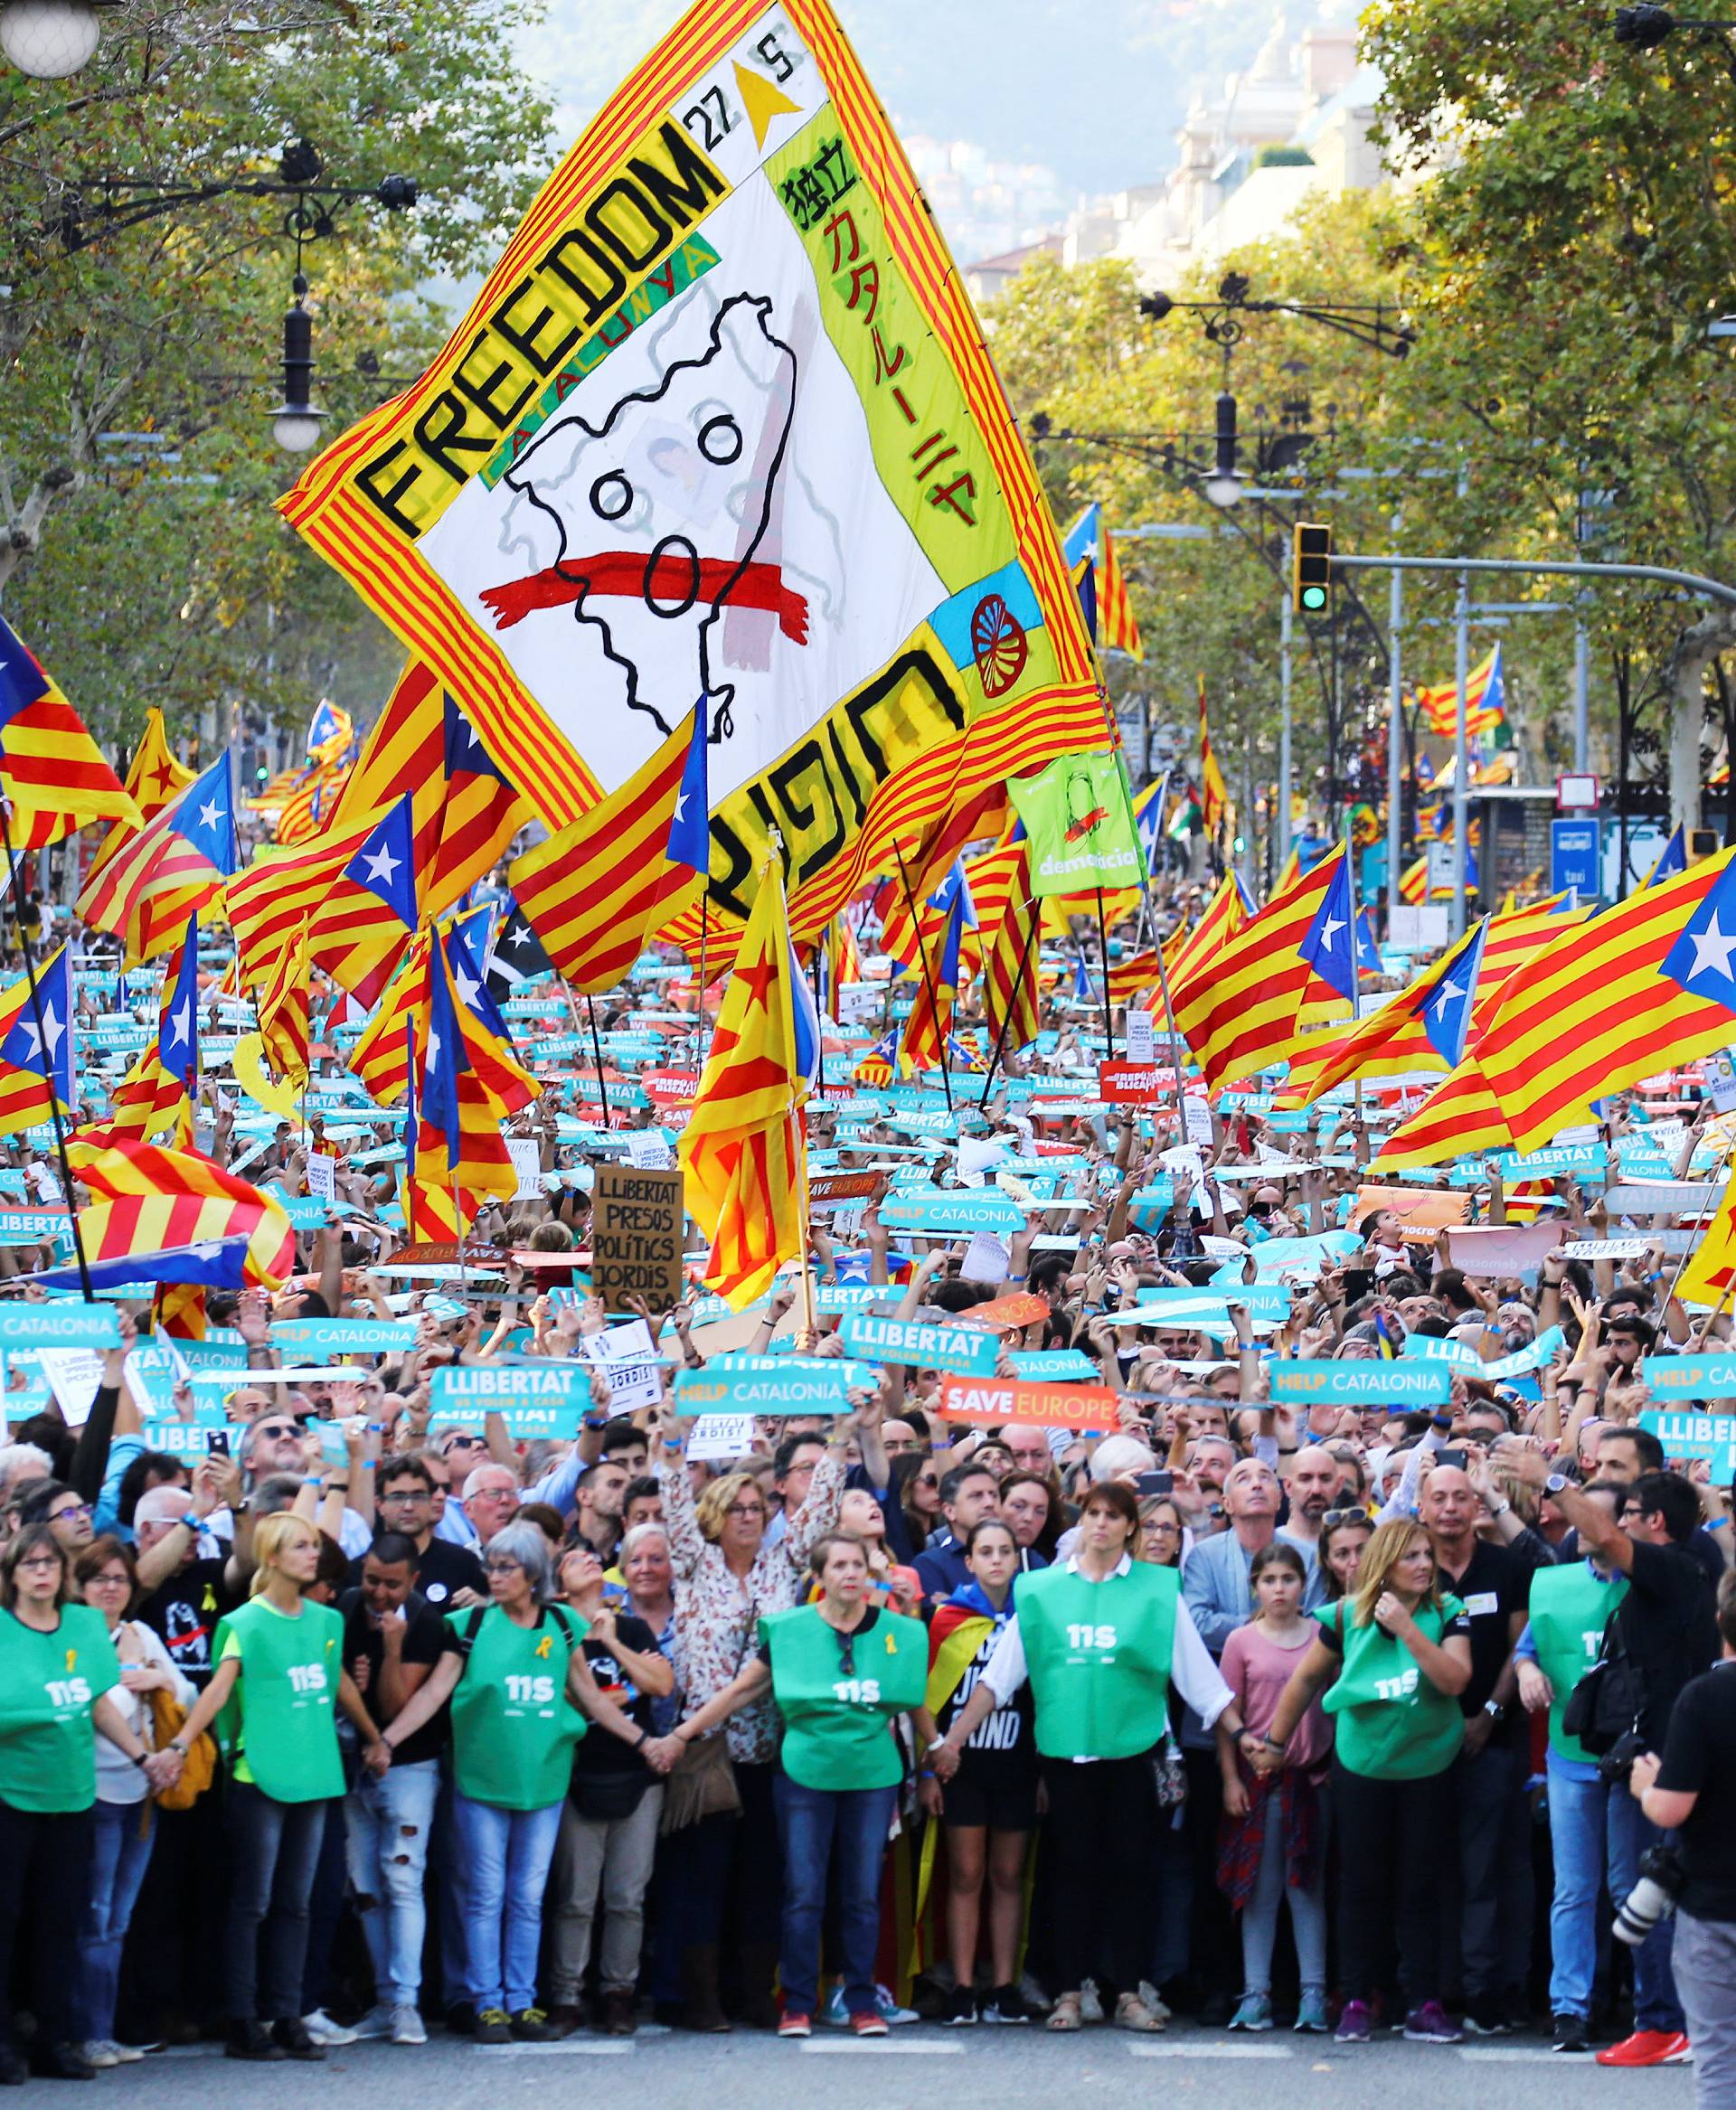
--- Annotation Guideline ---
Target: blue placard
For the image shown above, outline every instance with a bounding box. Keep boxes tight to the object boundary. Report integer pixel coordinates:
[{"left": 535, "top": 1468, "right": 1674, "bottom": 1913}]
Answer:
[
  {"left": 1008, "top": 1349, "right": 1099, "bottom": 1380},
  {"left": 1269, "top": 1359, "right": 1450, "bottom": 1406},
  {"left": 0, "top": 1209, "right": 74, "bottom": 1242},
  {"left": 876, "top": 1192, "right": 1026, "bottom": 1238},
  {"left": 1642, "top": 1353, "right": 1736, "bottom": 1400},
  {"left": 1641, "top": 1408, "right": 1736, "bottom": 1475},
  {"left": 271, "top": 1318, "right": 420, "bottom": 1354},
  {"left": 837, "top": 1311, "right": 1001, "bottom": 1376},
  {"left": 673, "top": 1360, "right": 860, "bottom": 1417},
  {"left": 1551, "top": 816, "right": 1601, "bottom": 900},
  {"left": 0, "top": 1302, "right": 119, "bottom": 1349},
  {"left": 428, "top": 1363, "right": 590, "bottom": 1439}
]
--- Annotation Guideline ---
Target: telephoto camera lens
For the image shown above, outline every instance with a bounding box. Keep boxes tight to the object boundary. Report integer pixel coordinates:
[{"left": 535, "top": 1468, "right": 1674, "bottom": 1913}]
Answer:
[{"left": 1613, "top": 1845, "right": 1684, "bottom": 1947}]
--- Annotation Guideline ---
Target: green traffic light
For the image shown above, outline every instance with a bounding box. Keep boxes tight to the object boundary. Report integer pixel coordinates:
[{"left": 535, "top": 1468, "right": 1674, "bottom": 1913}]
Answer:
[{"left": 1301, "top": 586, "right": 1327, "bottom": 610}]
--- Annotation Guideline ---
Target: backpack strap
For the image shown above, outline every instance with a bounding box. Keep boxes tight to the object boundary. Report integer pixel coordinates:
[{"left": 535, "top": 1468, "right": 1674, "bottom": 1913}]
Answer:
[{"left": 456, "top": 1605, "right": 488, "bottom": 1660}]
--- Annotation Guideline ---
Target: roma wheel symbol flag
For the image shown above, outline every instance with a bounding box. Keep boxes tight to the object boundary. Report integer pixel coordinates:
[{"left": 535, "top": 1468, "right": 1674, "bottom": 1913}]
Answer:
[
  {"left": 278, "top": 0, "right": 1105, "bottom": 944},
  {"left": 680, "top": 857, "right": 818, "bottom": 1308}
]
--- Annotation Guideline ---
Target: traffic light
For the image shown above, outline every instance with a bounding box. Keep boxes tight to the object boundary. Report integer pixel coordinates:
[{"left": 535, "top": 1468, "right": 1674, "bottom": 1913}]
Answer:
[{"left": 1293, "top": 522, "right": 1333, "bottom": 614}]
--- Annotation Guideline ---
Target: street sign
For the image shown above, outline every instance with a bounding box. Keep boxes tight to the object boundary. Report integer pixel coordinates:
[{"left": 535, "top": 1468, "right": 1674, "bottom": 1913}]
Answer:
[
  {"left": 1551, "top": 816, "right": 1600, "bottom": 899},
  {"left": 1556, "top": 772, "right": 1599, "bottom": 811}
]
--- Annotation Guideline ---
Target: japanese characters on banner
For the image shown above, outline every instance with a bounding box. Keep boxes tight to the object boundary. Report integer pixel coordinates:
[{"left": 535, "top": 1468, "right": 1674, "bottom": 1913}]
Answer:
[{"left": 278, "top": 0, "right": 1105, "bottom": 941}]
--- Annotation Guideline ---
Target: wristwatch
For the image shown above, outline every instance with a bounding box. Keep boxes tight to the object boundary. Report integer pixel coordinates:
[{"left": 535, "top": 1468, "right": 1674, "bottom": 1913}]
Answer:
[
  {"left": 1487, "top": 1499, "right": 1512, "bottom": 1519},
  {"left": 1545, "top": 1474, "right": 1570, "bottom": 1495}
]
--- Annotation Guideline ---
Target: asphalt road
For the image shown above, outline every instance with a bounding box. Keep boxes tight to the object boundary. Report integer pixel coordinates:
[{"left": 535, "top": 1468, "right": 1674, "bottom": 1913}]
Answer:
[{"left": 78, "top": 2020, "right": 1698, "bottom": 2110}]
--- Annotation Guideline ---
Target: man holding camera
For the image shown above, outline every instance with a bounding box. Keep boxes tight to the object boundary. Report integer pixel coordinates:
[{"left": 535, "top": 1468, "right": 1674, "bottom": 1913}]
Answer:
[
  {"left": 1633, "top": 1568, "right": 1736, "bottom": 2110},
  {"left": 1510, "top": 1456, "right": 1716, "bottom": 2066}
]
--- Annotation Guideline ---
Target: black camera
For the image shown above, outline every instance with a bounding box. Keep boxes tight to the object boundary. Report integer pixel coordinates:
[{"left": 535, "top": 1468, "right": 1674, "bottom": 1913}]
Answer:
[
  {"left": 1597, "top": 1728, "right": 1648, "bottom": 1787},
  {"left": 1614, "top": 1845, "right": 1684, "bottom": 1949}
]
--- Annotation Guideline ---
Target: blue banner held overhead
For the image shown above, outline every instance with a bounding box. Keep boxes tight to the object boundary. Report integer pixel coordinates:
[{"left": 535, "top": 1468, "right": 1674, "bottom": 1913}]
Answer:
[
  {"left": 0, "top": 1302, "right": 120, "bottom": 1350},
  {"left": 1269, "top": 1359, "right": 1450, "bottom": 1406},
  {"left": 838, "top": 1311, "right": 1001, "bottom": 1377}
]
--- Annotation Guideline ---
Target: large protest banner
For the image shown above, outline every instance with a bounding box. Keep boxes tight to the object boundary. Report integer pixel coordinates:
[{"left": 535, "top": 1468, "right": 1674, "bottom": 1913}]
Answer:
[{"left": 278, "top": 0, "right": 1105, "bottom": 942}]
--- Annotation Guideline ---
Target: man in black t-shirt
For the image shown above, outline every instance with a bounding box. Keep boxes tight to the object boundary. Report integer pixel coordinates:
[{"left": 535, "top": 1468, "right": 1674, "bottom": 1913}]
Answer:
[
  {"left": 355, "top": 1454, "right": 486, "bottom": 1610},
  {"left": 338, "top": 1535, "right": 448, "bottom": 2046},
  {"left": 1635, "top": 1569, "right": 1736, "bottom": 2110},
  {"left": 1422, "top": 1465, "right": 1533, "bottom": 2034},
  {"left": 1514, "top": 1458, "right": 1715, "bottom": 2068}
]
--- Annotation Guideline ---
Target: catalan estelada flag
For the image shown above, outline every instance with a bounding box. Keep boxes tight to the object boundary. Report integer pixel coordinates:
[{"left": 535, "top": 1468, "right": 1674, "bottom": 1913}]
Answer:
[
  {"left": 1674, "top": 1160, "right": 1736, "bottom": 1307},
  {"left": 680, "top": 858, "right": 819, "bottom": 1309},
  {"left": 1416, "top": 643, "right": 1506, "bottom": 739},
  {"left": 257, "top": 918, "right": 311, "bottom": 1090},
  {"left": 0, "top": 615, "right": 139, "bottom": 852},
  {"left": 1198, "top": 674, "right": 1229, "bottom": 838},
  {"left": 1063, "top": 504, "right": 1143, "bottom": 661},
  {"left": 509, "top": 711, "right": 705, "bottom": 995},
  {"left": 76, "top": 752, "right": 237, "bottom": 964},
  {"left": 0, "top": 945, "right": 72, "bottom": 1135},
  {"left": 1169, "top": 843, "right": 1345, "bottom": 1089}
]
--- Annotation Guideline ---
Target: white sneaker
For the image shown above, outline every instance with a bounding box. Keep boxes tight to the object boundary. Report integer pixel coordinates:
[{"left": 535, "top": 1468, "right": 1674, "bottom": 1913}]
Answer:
[
  {"left": 77, "top": 2042, "right": 119, "bottom": 2069},
  {"left": 350, "top": 2004, "right": 395, "bottom": 2041},
  {"left": 390, "top": 2006, "right": 427, "bottom": 2046},
  {"left": 302, "top": 2009, "right": 359, "bottom": 2047},
  {"left": 105, "top": 2041, "right": 146, "bottom": 2065}
]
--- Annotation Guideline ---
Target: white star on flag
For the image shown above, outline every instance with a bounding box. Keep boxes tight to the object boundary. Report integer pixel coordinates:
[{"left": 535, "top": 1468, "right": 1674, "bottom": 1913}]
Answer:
[
  {"left": 1431, "top": 975, "right": 1466, "bottom": 1015},
  {"left": 197, "top": 796, "right": 221, "bottom": 831},
  {"left": 1688, "top": 913, "right": 1736, "bottom": 983},
  {"left": 167, "top": 999, "right": 193, "bottom": 1047},
  {"left": 363, "top": 844, "right": 401, "bottom": 887},
  {"left": 1317, "top": 915, "right": 1344, "bottom": 951}
]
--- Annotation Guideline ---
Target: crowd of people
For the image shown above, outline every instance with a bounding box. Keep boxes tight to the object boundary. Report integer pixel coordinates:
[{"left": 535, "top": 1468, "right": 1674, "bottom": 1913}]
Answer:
[{"left": 0, "top": 902, "right": 1733, "bottom": 2089}]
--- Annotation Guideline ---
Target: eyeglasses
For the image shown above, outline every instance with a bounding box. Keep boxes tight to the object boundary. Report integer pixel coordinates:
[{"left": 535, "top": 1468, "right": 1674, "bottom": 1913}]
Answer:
[
  {"left": 86, "top": 1570, "right": 129, "bottom": 1589},
  {"left": 726, "top": 1502, "right": 766, "bottom": 1520},
  {"left": 380, "top": 1489, "right": 428, "bottom": 1503},
  {"left": 446, "top": 1436, "right": 485, "bottom": 1452},
  {"left": 1321, "top": 1508, "right": 1371, "bottom": 1528},
  {"left": 50, "top": 1502, "right": 91, "bottom": 1524},
  {"left": 17, "top": 1554, "right": 61, "bottom": 1571},
  {"left": 913, "top": 1474, "right": 939, "bottom": 1490},
  {"left": 484, "top": 1558, "right": 524, "bottom": 1576},
  {"left": 835, "top": 1627, "right": 857, "bottom": 1677}
]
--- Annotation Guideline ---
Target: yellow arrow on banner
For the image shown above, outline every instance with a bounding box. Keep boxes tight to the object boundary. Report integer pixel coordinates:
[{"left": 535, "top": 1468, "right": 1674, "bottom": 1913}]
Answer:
[
  {"left": 232, "top": 1032, "right": 303, "bottom": 1121},
  {"left": 733, "top": 61, "right": 800, "bottom": 147}
]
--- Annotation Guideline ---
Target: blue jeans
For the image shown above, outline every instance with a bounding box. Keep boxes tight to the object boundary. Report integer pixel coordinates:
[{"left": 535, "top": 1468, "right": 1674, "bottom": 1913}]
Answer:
[
  {"left": 76, "top": 1800, "right": 157, "bottom": 2043},
  {"left": 448, "top": 1792, "right": 563, "bottom": 2015},
  {"left": 1546, "top": 1764, "right": 1610, "bottom": 2021},
  {"left": 344, "top": 1760, "right": 440, "bottom": 2008},
  {"left": 223, "top": 1785, "right": 329, "bottom": 2023},
  {"left": 772, "top": 1774, "right": 896, "bottom": 2019},
  {"left": 1608, "top": 1776, "right": 1684, "bottom": 2034}
]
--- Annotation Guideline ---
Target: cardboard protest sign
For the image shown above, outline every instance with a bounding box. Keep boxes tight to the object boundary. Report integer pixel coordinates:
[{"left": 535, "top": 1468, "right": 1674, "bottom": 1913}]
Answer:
[{"left": 590, "top": 1164, "right": 684, "bottom": 1309}]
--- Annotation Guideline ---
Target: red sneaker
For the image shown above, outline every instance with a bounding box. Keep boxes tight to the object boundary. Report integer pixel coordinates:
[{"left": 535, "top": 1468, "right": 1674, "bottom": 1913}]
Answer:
[
  {"left": 849, "top": 2011, "right": 889, "bottom": 2038},
  {"left": 778, "top": 2012, "right": 812, "bottom": 2039},
  {"left": 1596, "top": 2030, "right": 1692, "bottom": 2068}
]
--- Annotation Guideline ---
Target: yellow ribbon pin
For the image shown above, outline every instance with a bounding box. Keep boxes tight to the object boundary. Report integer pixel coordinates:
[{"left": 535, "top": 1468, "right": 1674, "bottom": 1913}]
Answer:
[{"left": 534, "top": 1634, "right": 552, "bottom": 1659}]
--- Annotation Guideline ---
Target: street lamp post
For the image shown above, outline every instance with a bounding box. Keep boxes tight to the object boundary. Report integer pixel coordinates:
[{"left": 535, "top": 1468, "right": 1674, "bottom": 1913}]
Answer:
[{"left": 0, "top": 0, "right": 118, "bottom": 79}]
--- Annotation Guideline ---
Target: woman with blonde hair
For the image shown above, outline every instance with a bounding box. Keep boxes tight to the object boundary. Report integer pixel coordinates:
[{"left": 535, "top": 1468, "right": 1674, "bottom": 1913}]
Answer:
[
  {"left": 645, "top": 1408, "right": 851, "bottom": 2030},
  {"left": 157, "top": 1516, "right": 389, "bottom": 2064},
  {"left": 1256, "top": 1519, "right": 1473, "bottom": 2049}
]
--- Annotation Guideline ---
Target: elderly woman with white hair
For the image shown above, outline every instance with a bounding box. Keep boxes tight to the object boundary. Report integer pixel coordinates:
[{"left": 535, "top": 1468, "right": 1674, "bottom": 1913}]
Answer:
[{"left": 377, "top": 1521, "right": 647, "bottom": 2044}]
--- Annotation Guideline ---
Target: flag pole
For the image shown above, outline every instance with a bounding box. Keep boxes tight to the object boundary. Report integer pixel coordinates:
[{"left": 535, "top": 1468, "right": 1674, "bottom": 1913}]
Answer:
[
  {"left": 1093, "top": 882, "right": 1114, "bottom": 1060},
  {"left": 0, "top": 800, "right": 91, "bottom": 1299},
  {"left": 582, "top": 994, "right": 612, "bottom": 1127},
  {"left": 769, "top": 848, "right": 818, "bottom": 1349},
  {"left": 891, "top": 836, "right": 951, "bottom": 1116},
  {"left": 978, "top": 900, "right": 1037, "bottom": 1112}
]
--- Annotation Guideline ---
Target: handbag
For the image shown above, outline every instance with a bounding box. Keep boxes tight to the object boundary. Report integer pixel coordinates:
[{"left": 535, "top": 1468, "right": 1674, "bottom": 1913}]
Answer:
[
  {"left": 1150, "top": 1729, "right": 1188, "bottom": 1809},
  {"left": 658, "top": 1730, "right": 741, "bottom": 1833},
  {"left": 148, "top": 1686, "right": 215, "bottom": 1811}
]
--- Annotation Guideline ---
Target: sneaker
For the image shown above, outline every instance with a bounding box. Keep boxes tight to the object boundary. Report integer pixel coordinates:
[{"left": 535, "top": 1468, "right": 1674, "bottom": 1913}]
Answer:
[
  {"left": 1137, "top": 1983, "right": 1172, "bottom": 2023},
  {"left": 1552, "top": 2013, "right": 1590, "bottom": 2054},
  {"left": 270, "top": 2018, "right": 326, "bottom": 2061},
  {"left": 1228, "top": 1993, "right": 1273, "bottom": 2033},
  {"left": 224, "top": 2021, "right": 286, "bottom": 2063},
  {"left": 1463, "top": 2000, "right": 1510, "bottom": 2037},
  {"left": 778, "top": 2011, "right": 812, "bottom": 2039},
  {"left": 103, "top": 2041, "right": 145, "bottom": 2065},
  {"left": 1294, "top": 1990, "right": 1330, "bottom": 2035},
  {"left": 301, "top": 2009, "right": 357, "bottom": 2048},
  {"left": 350, "top": 2004, "right": 395, "bottom": 2041},
  {"left": 874, "top": 1983, "right": 919, "bottom": 2026},
  {"left": 983, "top": 1984, "right": 1031, "bottom": 2025},
  {"left": 473, "top": 2009, "right": 513, "bottom": 2046},
  {"left": 850, "top": 2011, "right": 889, "bottom": 2037},
  {"left": 445, "top": 2002, "right": 476, "bottom": 2037},
  {"left": 820, "top": 1983, "right": 849, "bottom": 2029},
  {"left": 76, "top": 2042, "right": 118, "bottom": 2069},
  {"left": 942, "top": 1986, "right": 977, "bottom": 2026},
  {"left": 511, "top": 2008, "right": 559, "bottom": 2042},
  {"left": 1018, "top": 1972, "right": 1052, "bottom": 2017},
  {"left": 1335, "top": 1999, "right": 1372, "bottom": 2045},
  {"left": 1597, "top": 2029, "right": 1692, "bottom": 2067},
  {"left": 1079, "top": 1978, "right": 1104, "bottom": 2024},
  {"left": 1403, "top": 2002, "right": 1464, "bottom": 2045},
  {"left": 390, "top": 2005, "right": 427, "bottom": 2047}
]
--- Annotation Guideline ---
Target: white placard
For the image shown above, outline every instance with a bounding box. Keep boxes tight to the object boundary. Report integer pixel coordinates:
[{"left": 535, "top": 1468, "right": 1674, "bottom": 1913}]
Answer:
[
  {"left": 625, "top": 1128, "right": 675, "bottom": 1170},
  {"left": 1390, "top": 904, "right": 1449, "bottom": 949},
  {"left": 960, "top": 1231, "right": 1011, "bottom": 1283},
  {"left": 1183, "top": 1096, "right": 1214, "bottom": 1146},
  {"left": 306, "top": 1153, "right": 337, "bottom": 1203},
  {"left": 1125, "top": 1010, "right": 1156, "bottom": 1063},
  {"left": 685, "top": 1412, "right": 758, "bottom": 1462},
  {"left": 37, "top": 1346, "right": 106, "bottom": 1427},
  {"left": 507, "top": 1136, "right": 544, "bottom": 1201},
  {"left": 1561, "top": 1239, "right": 1652, "bottom": 1259},
  {"left": 581, "top": 1318, "right": 664, "bottom": 1413},
  {"left": 1707, "top": 1050, "right": 1736, "bottom": 1116}
]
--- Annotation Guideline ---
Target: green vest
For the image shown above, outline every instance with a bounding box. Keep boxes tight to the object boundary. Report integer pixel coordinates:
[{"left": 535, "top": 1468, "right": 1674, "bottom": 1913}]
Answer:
[
  {"left": 212, "top": 1597, "right": 345, "bottom": 1804},
  {"left": 0, "top": 1606, "right": 118, "bottom": 1814},
  {"left": 447, "top": 1605, "right": 587, "bottom": 1812},
  {"left": 763, "top": 1605, "right": 928, "bottom": 1790},
  {"left": 1530, "top": 1562, "right": 1629, "bottom": 1765},
  {"left": 1014, "top": 1560, "right": 1179, "bottom": 1760},
  {"left": 1319, "top": 1595, "right": 1466, "bottom": 1782}
]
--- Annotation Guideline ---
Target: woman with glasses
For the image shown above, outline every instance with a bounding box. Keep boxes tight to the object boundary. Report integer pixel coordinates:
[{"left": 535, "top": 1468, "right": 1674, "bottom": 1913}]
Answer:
[
  {"left": 1258, "top": 1519, "right": 1472, "bottom": 2046},
  {"left": 642, "top": 1409, "right": 846, "bottom": 2030},
  {"left": 1137, "top": 1495, "right": 1186, "bottom": 1568},
  {"left": 651, "top": 1531, "right": 933, "bottom": 2038},
  {"left": 375, "top": 1521, "right": 645, "bottom": 2045},
  {"left": 155, "top": 1514, "right": 388, "bottom": 2063},
  {"left": 71, "top": 1537, "right": 193, "bottom": 2068},
  {"left": 918, "top": 1520, "right": 1038, "bottom": 2024},
  {"left": 0, "top": 1522, "right": 172, "bottom": 2083}
]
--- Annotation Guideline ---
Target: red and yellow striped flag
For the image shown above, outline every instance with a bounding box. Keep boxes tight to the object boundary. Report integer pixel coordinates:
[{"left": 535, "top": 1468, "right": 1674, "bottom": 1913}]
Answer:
[
  {"left": 1170, "top": 843, "right": 1344, "bottom": 1090},
  {"left": 1373, "top": 1060, "right": 1513, "bottom": 1170},
  {"left": 968, "top": 841, "right": 1041, "bottom": 1055},
  {"left": 82, "top": 709, "right": 193, "bottom": 912},
  {"left": 508, "top": 716, "right": 703, "bottom": 995},
  {"left": 258, "top": 918, "right": 311, "bottom": 1089},
  {"left": 1097, "top": 520, "right": 1143, "bottom": 662},
  {"left": 680, "top": 861, "right": 813, "bottom": 1309},
  {"left": 0, "top": 616, "right": 139, "bottom": 851},
  {"left": 1199, "top": 675, "right": 1229, "bottom": 838},
  {"left": 88, "top": 1044, "right": 192, "bottom": 1148},
  {"left": 67, "top": 1135, "right": 295, "bottom": 1286}
]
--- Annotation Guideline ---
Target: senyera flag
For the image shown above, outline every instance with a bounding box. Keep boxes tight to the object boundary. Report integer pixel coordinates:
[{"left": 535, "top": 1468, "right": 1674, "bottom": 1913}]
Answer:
[{"left": 277, "top": 0, "right": 1106, "bottom": 946}]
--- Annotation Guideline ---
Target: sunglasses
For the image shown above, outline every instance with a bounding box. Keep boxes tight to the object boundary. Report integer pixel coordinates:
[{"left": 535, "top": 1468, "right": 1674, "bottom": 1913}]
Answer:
[
  {"left": 1321, "top": 1508, "right": 1372, "bottom": 1528},
  {"left": 256, "top": 1424, "right": 299, "bottom": 1442},
  {"left": 835, "top": 1627, "right": 857, "bottom": 1678}
]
